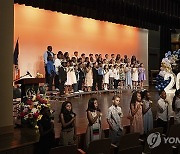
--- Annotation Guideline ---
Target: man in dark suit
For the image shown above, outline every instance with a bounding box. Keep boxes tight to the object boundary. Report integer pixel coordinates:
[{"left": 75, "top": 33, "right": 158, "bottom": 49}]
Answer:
[{"left": 58, "top": 62, "right": 67, "bottom": 95}]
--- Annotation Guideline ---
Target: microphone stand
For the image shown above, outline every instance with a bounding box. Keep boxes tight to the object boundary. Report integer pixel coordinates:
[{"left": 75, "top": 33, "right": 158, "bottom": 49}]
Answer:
[{"left": 13, "top": 74, "right": 31, "bottom": 82}]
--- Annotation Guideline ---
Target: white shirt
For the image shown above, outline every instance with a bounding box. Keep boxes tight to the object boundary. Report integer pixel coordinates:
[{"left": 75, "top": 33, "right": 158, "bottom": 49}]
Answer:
[
  {"left": 54, "top": 58, "right": 62, "bottom": 75},
  {"left": 157, "top": 98, "right": 168, "bottom": 121},
  {"left": 114, "top": 69, "right": 119, "bottom": 80},
  {"left": 109, "top": 69, "right": 114, "bottom": 78},
  {"left": 107, "top": 105, "right": 123, "bottom": 131}
]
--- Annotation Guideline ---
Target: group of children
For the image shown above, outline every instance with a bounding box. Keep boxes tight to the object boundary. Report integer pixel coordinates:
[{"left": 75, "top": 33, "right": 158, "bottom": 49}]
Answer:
[
  {"left": 43, "top": 46, "right": 146, "bottom": 95},
  {"left": 37, "top": 88, "right": 180, "bottom": 152}
]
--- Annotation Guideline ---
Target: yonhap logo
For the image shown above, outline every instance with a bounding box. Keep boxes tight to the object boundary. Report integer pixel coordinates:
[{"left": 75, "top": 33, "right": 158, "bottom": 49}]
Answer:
[
  {"left": 147, "top": 132, "right": 180, "bottom": 149},
  {"left": 147, "top": 132, "right": 161, "bottom": 149}
]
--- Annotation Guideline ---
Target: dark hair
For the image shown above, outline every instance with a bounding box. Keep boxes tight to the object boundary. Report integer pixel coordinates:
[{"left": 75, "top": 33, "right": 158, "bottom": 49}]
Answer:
[
  {"left": 40, "top": 106, "right": 49, "bottom": 115},
  {"left": 172, "top": 89, "right": 180, "bottom": 111},
  {"left": 130, "top": 91, "right": 141, "bottom": 106},
  {"left": 112, "top": 95, "right": 120, "bottom": 100},
  {"left": 60, "top": 101, "right": 73, "bottom": 114},
  {"left": 87, "top": 98, "right": 100, "bottom": 112},
  {"left": 141, "top": 90, "right": 149, "bottom": 100},
  {"left": 158, "top": 90, "right": 165, "bottom": 96}
]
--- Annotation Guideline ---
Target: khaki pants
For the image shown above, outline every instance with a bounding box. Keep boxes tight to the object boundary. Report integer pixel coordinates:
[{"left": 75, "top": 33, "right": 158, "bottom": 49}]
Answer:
[{"left": 61, "top": 129, "right": 74, "bottom": 146}]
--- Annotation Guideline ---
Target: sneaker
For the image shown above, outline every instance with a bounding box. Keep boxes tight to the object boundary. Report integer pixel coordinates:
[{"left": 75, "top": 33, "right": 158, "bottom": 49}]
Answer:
[{"left": 79, "top": 90, "right": 84, "bottom": 92}]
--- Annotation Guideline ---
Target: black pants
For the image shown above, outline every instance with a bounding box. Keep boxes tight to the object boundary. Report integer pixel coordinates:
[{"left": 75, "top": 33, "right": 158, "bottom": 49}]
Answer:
[
  {"left": 45, "top": 66, "right": 49, "bottom": 84},
  {"left": 54, "top": 74, "right": 59, "bottom": 89},
  {"left": 48, "top": 74, "right": 54, "bottom": 91},
  {"left": 78, "top": 79, "right": 83, "bottom": 90},
  {"left": 114, "top": 79, "right": 119, "bottom": 89},
  {"left": 97, "top": 75, "right": 103, "bottom": 90},
  {"left": 156, "top": 118, "right": 168, "bottom": 134},
  {"left": 59, "top": 81, "right": 65, "bottom": 95},
  {"left": 92, "top": 79, "right": 98, "bottom": 91}
]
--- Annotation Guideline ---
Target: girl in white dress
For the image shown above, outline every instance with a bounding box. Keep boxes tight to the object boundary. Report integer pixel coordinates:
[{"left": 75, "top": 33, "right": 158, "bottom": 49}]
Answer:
[
  {"left": 103, "top": 65, "right": 109, "bottom": 90},
  {"left": 131, "top": 64, "right": 138, "bottom": 89},
  {"left": 69, "top": 62, "right": 77, "bottom": 93},
  {"left": 85, "top": 62, "right": 93, "bottom": 92},
  {"left": 65, "top": 61, "right": 72, "bottom": 95}
]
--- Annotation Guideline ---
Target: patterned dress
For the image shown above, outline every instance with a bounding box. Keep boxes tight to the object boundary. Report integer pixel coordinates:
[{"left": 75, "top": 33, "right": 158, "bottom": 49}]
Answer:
[
  {"left": 130, "top": 102, "right": 144, "bottom": 134},
  {"left": 138, "top": 67, "right": 146, "bottom": 81}
]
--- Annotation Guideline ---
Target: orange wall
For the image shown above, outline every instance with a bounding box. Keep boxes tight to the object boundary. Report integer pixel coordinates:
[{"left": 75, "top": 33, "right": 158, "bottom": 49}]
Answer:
[{"left": 14, "top": 4, "right": 148, "bottom": 81}]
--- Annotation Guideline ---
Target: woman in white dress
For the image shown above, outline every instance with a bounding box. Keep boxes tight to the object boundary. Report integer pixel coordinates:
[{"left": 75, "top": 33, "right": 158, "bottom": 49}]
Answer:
[
  {"left": 85, "top": 62, "right": 93, "bottom": 92},
  {"left": 103, "top": 65, "right": 109, "bottom": 90},
  {"left": 131, "top": 64, "right": 138, "bottom": 89}
]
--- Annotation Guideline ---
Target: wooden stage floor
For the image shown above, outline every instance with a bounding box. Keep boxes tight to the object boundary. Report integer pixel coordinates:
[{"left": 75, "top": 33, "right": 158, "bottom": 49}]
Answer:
[{"left": 0, "top": 86, "right": 160, "bottom": 152}]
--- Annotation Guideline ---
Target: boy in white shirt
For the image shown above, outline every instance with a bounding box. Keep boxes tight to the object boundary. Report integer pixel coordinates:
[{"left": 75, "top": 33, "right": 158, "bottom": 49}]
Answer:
[
  {"left": 107, "top": 95, "right": 123, "bottom": 146},
  {"left": 156, "top": 90, "right": 168, "bottom": 133}
]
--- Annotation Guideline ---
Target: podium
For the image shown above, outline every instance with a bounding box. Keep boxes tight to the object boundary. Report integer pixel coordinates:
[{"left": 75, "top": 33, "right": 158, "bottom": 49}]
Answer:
[{"left": 15, "top": 78, "right": 45, "bottom": 99}]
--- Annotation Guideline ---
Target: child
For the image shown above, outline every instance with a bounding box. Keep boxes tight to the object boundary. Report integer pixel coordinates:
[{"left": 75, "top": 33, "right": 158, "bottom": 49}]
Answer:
[
  {"left": 138, "top": 63, "right": 146, "bottom": 89},
  {"left": 59, "top": 101, "right": 77, "bottom": 146},
  {"left": 107, "top": 95, "right": 123, "bottom": 146},
  {"left": 156, "top": 90, "right": 169, "bottom": 133},
  {"left": 103, "top": 65, "right": 109, "bottom": 90},
  {"left": 86, "top": 98, "right": 103, "bottom": 147},
  {"left": 130, "top": 91, "right": 144, "bottom": 134},
  {"left": 37, "top": 107, "right": 55, "bottom": 154},
  {"left": 119, "top": 64, "right": 125, "bottom": 89},
  {"left": 141, "top": 90, "right": 153, "bottom": 133},
  {"left": 172, "top": 89, "right": 180, "bottom": 124},
  {"left": 113, "top": 65, "right": 119, "bottom": 89},
  {"left": 131, "top": 64, "right": 138, "bottom": 89},
  {"left": 125, "top": 63, "right": 132, "bottom": 89},
  {"left": 109, "top": 65, "right": 114, "bottom": 90}
]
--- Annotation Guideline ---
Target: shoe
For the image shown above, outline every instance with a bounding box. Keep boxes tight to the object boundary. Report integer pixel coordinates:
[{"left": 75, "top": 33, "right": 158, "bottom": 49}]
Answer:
[
  {"left": 74, "top": 92, "right": 79, "bottom": 94},
  {"left": 79, "top": 90, "right": 84, "bottom": 92},
  {"left": 55, "top": 88, "right": 59, "bottom": 91}
]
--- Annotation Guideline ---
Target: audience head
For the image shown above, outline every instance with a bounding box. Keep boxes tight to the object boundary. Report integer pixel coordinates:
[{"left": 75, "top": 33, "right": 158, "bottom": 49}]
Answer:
[
  {"left": 40, "top": 107, "right": 51, "bottom": 117},
  {"left": 112, "top": 95, "right": 121, "bottom": 107}
]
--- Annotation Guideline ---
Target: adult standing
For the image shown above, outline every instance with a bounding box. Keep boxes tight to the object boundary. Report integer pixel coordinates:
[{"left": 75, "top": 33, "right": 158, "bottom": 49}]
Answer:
[{"left": 44, "top": 46, "right": 55, "bottom": 85}]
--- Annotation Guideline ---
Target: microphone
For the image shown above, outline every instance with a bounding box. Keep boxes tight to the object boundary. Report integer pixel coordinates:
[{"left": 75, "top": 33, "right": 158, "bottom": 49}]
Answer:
[{"left": 27, "top": 71, "right": 32, "bottom": 77}]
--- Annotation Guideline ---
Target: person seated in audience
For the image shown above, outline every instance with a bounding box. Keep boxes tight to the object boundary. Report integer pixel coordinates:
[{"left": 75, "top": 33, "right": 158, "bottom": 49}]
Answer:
[
  {"left": 130, "top": 91, "right": 144, "bottom": 134},
  {"left": 85, "top": 98, "right": 103, "bottom": 148},
  {"left": 38, "top": 107, "right": 55, "bottom": 154},
  {"left": 172, "top": 89, "right": 180, "bottom": 124},
  {"left": 59, "top": 101, "right": 77, "bottom": 146},
  {"left": 156, "top": 90, "right": 169, "bottom": 133},
  {"left": 107, "top": 95, "right": 123, "bottom": 146}
]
